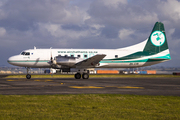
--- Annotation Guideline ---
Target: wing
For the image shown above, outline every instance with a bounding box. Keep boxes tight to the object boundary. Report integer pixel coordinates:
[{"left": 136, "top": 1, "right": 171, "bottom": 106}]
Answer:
[{"left": 75, "top": 54, "right": 106, "bottom": 67}]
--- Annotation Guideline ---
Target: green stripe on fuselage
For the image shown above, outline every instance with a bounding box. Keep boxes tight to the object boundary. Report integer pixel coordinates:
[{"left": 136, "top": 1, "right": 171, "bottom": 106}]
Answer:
[
  {"left": 101, "top": 54, "right": 170, "bottom": 63},
  {"left": 100, "top": 59, "right": 164, "bottom": 63},
  {"left": 104, "top": 51, "right": 153, "bottom": 61},
  {"left": 104, "top": 52, "right": 171, "bottom": 61}
]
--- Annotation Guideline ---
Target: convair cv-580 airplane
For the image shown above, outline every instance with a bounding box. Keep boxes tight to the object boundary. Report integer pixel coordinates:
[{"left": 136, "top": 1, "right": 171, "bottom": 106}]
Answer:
[{"left": 8, "top": 22, "right": 171, "bottom": 79}]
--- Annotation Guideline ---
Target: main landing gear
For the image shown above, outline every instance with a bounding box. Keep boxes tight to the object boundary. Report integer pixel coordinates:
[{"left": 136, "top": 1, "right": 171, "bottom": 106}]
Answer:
[
  {"left": 74, "top": 73, "right": 89, "bottom": 79},
  {"left": 26, "top": 67, "right": 31, "bottom": 79}
]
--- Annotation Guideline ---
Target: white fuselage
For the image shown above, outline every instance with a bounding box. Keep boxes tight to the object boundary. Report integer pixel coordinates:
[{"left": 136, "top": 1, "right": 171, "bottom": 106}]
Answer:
[{"left": 8, "top": 40, "right": 169, "bottom": 69}]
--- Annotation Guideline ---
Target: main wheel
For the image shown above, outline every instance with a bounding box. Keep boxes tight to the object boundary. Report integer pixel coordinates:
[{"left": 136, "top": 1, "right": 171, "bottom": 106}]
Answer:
[
  {"left": 82, "top": 73, "right": 89, "bottom": 79},
  {"left": 26, "top": 74, "right": 31, "bottom": 79},
  {"left": 75, "top": 73, "right": 81, "bottom": 79}
]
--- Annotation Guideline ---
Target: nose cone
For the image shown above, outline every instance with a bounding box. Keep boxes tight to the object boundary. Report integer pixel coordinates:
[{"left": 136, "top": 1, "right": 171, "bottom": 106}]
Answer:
[
  {"left": 7, "top": 55, "right": 20, "bottom": 66},
  {"left": 8, "top": 56, "right": 15, "bottom": 65}
]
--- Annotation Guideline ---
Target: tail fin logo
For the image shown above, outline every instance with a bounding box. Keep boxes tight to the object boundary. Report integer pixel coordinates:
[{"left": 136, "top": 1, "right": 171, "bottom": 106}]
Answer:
[{"left": 150, "top": 31, "right": 165, "bottom": 46}]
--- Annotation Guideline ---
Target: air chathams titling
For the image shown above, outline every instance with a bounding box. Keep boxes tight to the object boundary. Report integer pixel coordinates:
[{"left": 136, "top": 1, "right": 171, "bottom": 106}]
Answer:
[{"left": 8, "top": 22, "right": 171, "bottom": 79}]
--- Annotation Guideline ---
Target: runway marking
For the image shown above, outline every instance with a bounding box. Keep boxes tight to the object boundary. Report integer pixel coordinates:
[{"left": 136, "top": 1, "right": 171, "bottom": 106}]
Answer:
[
  {"left": 69, "top": 86, "right": 105, "bottom": 89},
  {"left": 6, "top": 79, "right": 64, "bottom": 87},
  {"left": 6, "top": 80, "right": 26, "bottom": 81},
  {"left": 34, "top": 80, "right": 53, "bottom": 82},
  {"left": 117, "top": 86, "right": 144, "bottom": 89},
  {"left": 6, "top": 80, "right": 143, "bottom": 89},
  {"left": 7, "top": 80, "right": 16, "bottom": 81},
  {"left": 69, "top": 86, "right": 144, "bottom": 89},
  {"left": 6, "top": 79, "right": 54, "bottom": 82}
]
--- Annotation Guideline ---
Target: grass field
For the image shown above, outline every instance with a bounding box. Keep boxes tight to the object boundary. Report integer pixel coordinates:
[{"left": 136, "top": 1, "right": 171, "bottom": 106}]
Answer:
[
  {"left": 0, "top": 94, "right": 180, "bottom": 120},
  {"left": 4, "top": 74, "right": 180, "bottom": 78},
  {"left": 1, "top": 75, "right": 180, "bottom": 119}
]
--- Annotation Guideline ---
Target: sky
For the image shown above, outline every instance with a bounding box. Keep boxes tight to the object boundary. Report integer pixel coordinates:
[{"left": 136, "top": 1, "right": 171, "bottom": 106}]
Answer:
[{"left": 0, "top": 0, "right": 180, "bottom": 67}]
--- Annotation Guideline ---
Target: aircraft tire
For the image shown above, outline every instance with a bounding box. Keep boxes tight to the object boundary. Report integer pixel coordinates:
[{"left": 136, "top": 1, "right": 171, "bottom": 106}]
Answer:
[
  {"left": 75, "top": 73, "right": 81, "bottom": 79},
  {"left": 26, "top": 74, "right": 31, "bottom": 79},
  {"left": 82, "top": 73, "right": 89, "bottom": 79}
]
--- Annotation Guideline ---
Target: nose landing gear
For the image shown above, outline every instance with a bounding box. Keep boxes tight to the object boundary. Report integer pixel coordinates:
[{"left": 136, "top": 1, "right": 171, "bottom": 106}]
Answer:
[
  {"left": 26, "top": 74, "right": 31, "bottom": 79},
  {"left": 26, "top": 67, "right": 31, "bottom": 79}
]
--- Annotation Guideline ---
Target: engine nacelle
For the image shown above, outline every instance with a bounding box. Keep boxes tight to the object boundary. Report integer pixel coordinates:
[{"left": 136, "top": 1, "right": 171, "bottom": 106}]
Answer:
[{"left": 55, "top": 55, "right": 82, "bottom": 67}]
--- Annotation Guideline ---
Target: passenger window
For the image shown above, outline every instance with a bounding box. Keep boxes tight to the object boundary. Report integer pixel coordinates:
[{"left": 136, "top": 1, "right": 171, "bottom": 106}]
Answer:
[
  {"left": 77, "top": 55, "right": 81, "bottom": 58},
  {"left": 115, "top": 55, "right": 118, "bottom": 58}
]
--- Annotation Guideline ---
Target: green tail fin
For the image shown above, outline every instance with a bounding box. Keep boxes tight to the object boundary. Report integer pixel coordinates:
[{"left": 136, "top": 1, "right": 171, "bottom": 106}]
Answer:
[{"left": 143, "top": 22, "right": 169, "bottom": 54}]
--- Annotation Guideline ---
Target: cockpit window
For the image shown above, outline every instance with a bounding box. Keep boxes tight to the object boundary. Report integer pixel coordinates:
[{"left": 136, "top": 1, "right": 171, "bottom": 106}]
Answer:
[
  {"left": 21, "top": 52, "right": 26, "bottom": 55},
  {"left": 25, "top": 52, "right": 30, "bottom": 55},
  {"left": 21, "top": 52, "right": 30, "bottom": 55}
]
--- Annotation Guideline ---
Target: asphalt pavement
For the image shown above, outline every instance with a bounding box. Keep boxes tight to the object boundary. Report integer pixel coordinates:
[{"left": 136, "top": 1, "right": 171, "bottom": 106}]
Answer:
[{"left": 0, "top": 77, "right": 180, "bottom": 95}]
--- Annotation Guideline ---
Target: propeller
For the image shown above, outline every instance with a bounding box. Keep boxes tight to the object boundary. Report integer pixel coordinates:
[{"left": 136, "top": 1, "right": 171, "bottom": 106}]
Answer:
[
  {"left": 48, "top": 49, "right": 61, "bottom": 69},
  {"left": 50, "top": 52, "right": 53, "bottom": 63},
  {"left": 50, "top": 51, "right": 57, "bottom": 65}
]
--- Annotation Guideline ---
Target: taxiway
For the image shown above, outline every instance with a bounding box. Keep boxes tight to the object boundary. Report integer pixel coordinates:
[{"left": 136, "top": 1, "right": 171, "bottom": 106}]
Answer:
[{"left": 0, "top": 77, "right": 180, "bottom": 95}]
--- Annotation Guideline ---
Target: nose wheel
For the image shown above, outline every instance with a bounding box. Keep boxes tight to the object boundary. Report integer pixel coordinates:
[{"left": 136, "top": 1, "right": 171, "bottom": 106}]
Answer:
[
  {"left": 26, "top": 74, "right": 31, "bottom": 79},
  {"left": 26, "top": 67, "right": 31, "bottom": 79}
]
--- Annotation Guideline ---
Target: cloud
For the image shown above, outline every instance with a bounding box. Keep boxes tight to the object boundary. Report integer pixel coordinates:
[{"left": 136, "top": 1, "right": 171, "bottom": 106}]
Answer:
[
  {"left": 38, "top": 23, "right": 89, "bottom": 40},
  {"left": 103, "top": 0, "right": 128, "bottom": 8},
  {"left": 0, "top": 27, "right": 6, "bottom": 36},
  {"left": 159, "top": 0, "right": 180, "bottom": 23},
  {"left": 118, "top": 29, "right": 135, "bottom": 40},
  {"left": 1, "top": 0, "right": 180, "bottom": 67},
  {"left": 87, "top": 0, "right": 159, "bottom": 29},
  {"left": 0, "top": 0, "right": 86, "bottom": 31}
]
